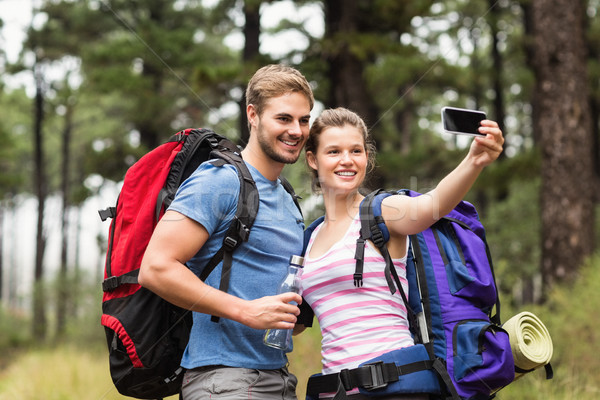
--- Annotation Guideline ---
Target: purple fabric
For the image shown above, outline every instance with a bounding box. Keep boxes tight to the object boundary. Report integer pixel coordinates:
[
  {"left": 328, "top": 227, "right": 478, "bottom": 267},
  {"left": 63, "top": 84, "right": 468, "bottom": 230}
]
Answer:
[{"left": 404, "top": 189, "right": 514, "bottom": 399}]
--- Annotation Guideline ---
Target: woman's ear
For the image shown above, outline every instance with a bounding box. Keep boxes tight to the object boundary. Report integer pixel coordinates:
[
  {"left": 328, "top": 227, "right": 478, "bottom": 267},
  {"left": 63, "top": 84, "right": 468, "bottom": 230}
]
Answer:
[{"left": 306, "top": 151, "right": 318, "bottom": 170}]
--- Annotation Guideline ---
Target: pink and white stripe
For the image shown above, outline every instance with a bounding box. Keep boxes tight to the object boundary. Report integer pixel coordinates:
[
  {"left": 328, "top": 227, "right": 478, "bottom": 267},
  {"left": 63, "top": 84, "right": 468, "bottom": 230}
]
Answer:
[{"left": 302, "top": 215, "right": 414, "bottom": 375}]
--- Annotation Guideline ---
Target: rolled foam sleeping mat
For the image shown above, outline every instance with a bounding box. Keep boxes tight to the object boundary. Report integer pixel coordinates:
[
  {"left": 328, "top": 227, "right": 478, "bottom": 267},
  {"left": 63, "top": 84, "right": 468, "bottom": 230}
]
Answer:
[{"left": 503, "top": 311, "right": 553, "bottom": 379}]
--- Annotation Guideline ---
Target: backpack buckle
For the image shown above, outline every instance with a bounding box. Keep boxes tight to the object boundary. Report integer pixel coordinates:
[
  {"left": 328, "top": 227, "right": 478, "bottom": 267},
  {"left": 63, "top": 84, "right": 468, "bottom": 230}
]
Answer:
[
  {"left": 102, "top": 276, "right": 119, "bottom": 292},
  {"left": 164, "top": 366, "right": 184, "bottom": 384},
  {"left": 353, "top": 273, "right": 363, "bottom": 287},
  {"left": 98, "top": 207, "right": 116, "bottom": 221},
  {"left": 362, "top": 361, "right": 388, "bottom": 390}
]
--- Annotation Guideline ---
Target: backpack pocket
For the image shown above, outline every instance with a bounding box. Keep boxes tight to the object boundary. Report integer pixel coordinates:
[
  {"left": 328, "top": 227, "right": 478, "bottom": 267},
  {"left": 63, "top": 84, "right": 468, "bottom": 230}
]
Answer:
[
  {"left": 435, "top": 223, "right": 497, "bottom": 309},
  {"left": 101, "top": 287, "right": 192, "bottom": 399},
  {"left": 452, "top": 320, "right": 515, "bottom": 392}
]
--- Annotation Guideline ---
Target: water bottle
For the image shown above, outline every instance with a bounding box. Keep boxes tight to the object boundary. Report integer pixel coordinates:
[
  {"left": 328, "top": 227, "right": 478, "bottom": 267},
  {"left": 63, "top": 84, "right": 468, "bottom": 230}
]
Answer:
[{"left": 263, "top": 255, "right": 304, "bottom": 350}]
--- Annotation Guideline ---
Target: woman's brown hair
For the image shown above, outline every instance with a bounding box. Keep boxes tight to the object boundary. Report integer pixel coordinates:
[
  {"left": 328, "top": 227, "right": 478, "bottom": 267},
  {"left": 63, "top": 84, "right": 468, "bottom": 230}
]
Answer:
[{"left": 305, "top": 107, "right": 376, "bottom": 193}]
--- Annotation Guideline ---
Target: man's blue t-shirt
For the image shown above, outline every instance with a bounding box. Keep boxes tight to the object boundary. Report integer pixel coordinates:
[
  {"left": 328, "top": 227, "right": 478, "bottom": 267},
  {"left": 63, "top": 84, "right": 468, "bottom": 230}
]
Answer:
[{"left": 168, "top": 160, "right": 305, "bottom": 370}]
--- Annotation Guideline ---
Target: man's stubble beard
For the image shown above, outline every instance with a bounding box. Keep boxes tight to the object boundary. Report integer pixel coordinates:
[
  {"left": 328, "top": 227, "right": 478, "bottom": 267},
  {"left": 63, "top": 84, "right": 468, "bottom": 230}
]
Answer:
[{"left": 256, "top": 124, "right": 303, "bottom": 165}]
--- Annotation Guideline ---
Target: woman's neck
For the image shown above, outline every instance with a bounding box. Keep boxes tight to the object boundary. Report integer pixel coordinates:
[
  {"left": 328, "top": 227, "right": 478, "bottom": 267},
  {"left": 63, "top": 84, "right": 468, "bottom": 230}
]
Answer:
[{"left": 322, "top": 190, "right": 363, "bottom": 224}]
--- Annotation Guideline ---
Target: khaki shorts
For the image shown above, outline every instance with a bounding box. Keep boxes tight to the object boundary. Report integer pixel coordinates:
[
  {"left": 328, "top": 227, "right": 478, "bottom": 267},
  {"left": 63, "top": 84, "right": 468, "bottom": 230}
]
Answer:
[{"left": 181, "top": 365, "right": 298, "bottom": 400}]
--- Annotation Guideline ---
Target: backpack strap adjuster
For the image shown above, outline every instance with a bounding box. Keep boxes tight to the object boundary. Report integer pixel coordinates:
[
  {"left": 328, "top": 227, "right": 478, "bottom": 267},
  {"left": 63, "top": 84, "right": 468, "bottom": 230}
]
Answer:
[
  {"left": 102, "top": 276, "right": 119, "bottom": 292},
  {"left": 370, "top": 227, "right": 385, "bottom": 248},
  {"left": 222, "top": 236, "right": 239, "bottom": 251},
  {"left": 361, "top": 361, "right": 389, "bottom": 390},
  {"left": 222, "top": 218, "right": 251, "bottom": 252}
]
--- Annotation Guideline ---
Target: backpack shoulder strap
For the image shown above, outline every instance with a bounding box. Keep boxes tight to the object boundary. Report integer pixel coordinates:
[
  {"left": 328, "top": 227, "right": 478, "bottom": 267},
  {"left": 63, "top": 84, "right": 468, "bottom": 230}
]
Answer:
[
  {"left": 356, "top": 189, "right": 421, "bottom": 346},
  {"left": 198, "top": 137, "right": 259, "bottom": 322},
  {"left": 303, "top": 216, "right": 325, "bottom": 256},
  {"left": 355, "top": 189, "right": 396, "bottom": 292},
  {"left": 280, "top": 175, "right": 303, "bottom": 218},
  {"left": 297, "top": 215, "right": 324, "bottom": 330}
]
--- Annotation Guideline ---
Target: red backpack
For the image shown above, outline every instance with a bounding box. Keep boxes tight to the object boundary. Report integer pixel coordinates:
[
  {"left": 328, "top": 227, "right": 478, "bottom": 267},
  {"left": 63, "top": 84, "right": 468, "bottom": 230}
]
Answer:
[{"left": 98, "top": 128, "right": 300, "bottom": 399}]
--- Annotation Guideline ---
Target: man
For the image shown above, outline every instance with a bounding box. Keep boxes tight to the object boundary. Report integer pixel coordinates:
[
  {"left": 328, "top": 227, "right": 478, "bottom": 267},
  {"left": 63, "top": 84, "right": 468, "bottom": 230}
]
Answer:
[{"left": 139, "top": 64, "right": 314, "bottom": 400}]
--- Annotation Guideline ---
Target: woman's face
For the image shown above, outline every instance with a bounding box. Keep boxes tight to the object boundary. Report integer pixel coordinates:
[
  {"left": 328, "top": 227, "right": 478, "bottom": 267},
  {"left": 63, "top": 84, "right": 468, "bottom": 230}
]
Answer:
[{"left": 306, "top": 124, "right": 368, "bottom": 195}]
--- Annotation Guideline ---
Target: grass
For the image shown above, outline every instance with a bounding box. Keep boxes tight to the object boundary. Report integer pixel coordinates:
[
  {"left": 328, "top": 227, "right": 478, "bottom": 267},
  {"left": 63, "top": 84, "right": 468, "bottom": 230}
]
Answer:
[
  {"left": 1, "top": 256, "right": 599, "bottom": 399},
  {"left": 0, "top": 345, "right": 157, "bottom": 400},
  {"left": 289, "top": 324, "right": 323, "bottom": 400}
]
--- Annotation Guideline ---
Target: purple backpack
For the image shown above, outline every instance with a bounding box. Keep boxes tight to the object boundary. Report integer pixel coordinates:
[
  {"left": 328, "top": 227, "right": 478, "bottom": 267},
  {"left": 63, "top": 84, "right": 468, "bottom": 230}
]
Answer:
[{"left": 305, "top": 189, "right": 515, "bottom": 400}]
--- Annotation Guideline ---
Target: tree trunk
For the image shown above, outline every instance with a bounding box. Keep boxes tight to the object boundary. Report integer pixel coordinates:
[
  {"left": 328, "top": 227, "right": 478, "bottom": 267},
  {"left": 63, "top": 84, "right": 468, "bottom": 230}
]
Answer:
[
  {"left": 323, "top": 0, "right": 383, "bottom": 188},
  {"left": 394, "top": 85, "right": 414, "bottom": 155},
  {"left": 529, "top": 0, "right": 595, "bottom": 296},
  {"left": 56, "top": 98, "right": 73, "bottom": 338},
  {"left": 239, "top": 0, "right": 261, "bottom": 146},
  {"left": 488, "top": 0, "right": 507, "bottom": 148},
  {"left": 323, "top": 0, "right": 378, "bottom": 125},
  {"left": 33, "top": 58, "right": 48, "bottom": 341}
]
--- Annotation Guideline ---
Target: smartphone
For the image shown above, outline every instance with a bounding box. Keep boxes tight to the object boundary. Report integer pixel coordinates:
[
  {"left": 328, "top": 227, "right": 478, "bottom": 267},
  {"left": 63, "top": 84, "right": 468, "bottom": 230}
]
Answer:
[{"left": 441, "top": 107, "right": 487, "bottom": 136}]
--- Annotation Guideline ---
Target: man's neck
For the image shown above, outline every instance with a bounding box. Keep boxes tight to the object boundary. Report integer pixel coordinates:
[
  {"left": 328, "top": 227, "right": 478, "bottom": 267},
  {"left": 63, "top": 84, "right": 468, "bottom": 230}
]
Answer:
[{"left": 241, "top": 146, "right": 284, "bottom": 182}]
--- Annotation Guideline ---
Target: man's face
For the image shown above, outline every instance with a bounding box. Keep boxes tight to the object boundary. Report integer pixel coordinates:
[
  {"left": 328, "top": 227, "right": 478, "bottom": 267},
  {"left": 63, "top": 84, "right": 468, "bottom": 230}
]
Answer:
[{"left": 250, "top": 92, "right": 311, "bottom": 165}]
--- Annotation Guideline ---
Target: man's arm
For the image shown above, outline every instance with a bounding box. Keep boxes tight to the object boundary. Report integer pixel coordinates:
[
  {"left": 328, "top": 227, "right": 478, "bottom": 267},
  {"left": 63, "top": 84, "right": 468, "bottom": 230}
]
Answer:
[{"left": 138, "top": 210, "right": 301, "bottom": 330}]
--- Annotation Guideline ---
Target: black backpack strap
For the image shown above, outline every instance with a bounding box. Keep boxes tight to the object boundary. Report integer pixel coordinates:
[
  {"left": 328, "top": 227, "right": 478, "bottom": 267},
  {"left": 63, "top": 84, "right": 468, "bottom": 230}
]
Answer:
[
  {"left": 357, "top": 189, "right": 421, "bottom": 339},
  {"left": 296, "top": 216, "right": 325, "bottom": 330},
  {"left": 199, "top": 143, "right": 258, "bottom": 323},
  {"left": 280, "top": 175, "right": 303, "bottom": 218},
  {"left": 158, "top": 128, "right": 223, "bottom": 222},
  {"left": 102, "top": 269, "right": 139, "bottom": 292},
  {"left": 431, "top": 358, "right": 461, "bottom": 400},
  {"left": 355, "top": 189, "right": 395, "bottom": 291}
]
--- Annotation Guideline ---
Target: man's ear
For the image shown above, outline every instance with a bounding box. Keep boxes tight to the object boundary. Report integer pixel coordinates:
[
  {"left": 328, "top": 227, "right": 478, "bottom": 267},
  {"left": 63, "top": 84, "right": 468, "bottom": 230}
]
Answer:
[
  {"left": 306, "top": 151, "right": 318, "bottom": 170},
  {"left": 247, "top": 104, "right": 258, "bottom": 129}
]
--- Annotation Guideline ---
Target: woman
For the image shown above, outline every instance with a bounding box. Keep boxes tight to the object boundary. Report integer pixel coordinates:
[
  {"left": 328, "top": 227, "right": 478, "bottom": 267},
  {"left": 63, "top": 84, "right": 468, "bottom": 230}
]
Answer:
[{"left": 298, "top": 107, "right": 504, "bottom": 399}]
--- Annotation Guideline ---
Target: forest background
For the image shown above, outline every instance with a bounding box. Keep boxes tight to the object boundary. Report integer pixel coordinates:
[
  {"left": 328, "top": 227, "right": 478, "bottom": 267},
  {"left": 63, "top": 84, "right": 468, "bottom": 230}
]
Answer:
[{"left": 0, "top": 0, "right": 599, "bottom": 399}]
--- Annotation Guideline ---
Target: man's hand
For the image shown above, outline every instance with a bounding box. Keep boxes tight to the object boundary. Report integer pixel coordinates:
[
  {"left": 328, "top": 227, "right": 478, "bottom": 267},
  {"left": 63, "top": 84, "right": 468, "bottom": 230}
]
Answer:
[{"left": 238, "top": 292, "right": 302, "bottom": 330}]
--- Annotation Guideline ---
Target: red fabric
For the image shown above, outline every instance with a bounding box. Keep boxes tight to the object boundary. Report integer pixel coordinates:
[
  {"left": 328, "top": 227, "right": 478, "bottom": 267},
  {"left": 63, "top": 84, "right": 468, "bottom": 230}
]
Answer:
[
  {"left": 103, "top": 130, "right": 190, "bottom": 301},
  {"left": 101, "top": 313, "right": 144, "bottom": 368}
]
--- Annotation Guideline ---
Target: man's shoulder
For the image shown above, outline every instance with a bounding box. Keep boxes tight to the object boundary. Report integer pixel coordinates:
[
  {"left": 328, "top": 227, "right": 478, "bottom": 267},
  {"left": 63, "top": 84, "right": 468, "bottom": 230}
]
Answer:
[{"left": 188, "top": 160, "right": 242, "bottom": 188}]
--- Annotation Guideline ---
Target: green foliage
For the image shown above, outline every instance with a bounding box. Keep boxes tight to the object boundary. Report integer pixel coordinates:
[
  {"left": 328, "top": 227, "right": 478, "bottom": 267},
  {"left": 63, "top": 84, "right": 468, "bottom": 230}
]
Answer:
[
  {"left": 483, "top": 150, "right": 542, "bottom": 299},
  {"left": 0, "top": 88, "right": 33, "bottom": 196},
  {"left": 376, "top": 134, "right": 464, "bottom": 192},
  {"left": 47, "top": 272, "right": 106, "bottom": 346},
  {"left": 0, "top": 307, "right": 32, "bottom": 356},
  {"left": 498, "top": 254, "right": 600, "bottom": 398}
]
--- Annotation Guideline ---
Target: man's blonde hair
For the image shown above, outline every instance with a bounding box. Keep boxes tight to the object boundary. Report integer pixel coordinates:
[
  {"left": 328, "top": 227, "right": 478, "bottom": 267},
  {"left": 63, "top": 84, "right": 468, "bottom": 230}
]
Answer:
[{"left": 246, "top": 64, "right": 314, "bottom": 125}]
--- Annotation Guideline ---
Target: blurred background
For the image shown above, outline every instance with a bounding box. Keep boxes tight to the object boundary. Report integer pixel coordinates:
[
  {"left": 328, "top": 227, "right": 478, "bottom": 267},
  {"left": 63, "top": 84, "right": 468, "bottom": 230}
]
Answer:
[{"left": 0, "top": 0, "right": 599, "bottom": 398}]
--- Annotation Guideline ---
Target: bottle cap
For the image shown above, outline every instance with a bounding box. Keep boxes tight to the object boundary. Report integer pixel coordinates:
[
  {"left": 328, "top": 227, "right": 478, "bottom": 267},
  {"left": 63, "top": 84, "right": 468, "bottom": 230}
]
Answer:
[{"left": 289, "top": 255, "right": 304, "bottom": 267}]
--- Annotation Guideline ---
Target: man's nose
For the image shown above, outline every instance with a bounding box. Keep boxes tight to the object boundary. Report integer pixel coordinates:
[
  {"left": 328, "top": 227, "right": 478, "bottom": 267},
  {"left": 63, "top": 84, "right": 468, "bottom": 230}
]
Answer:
[{"left": 288, "top": 120, "right": 302, "bottom": 136}]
